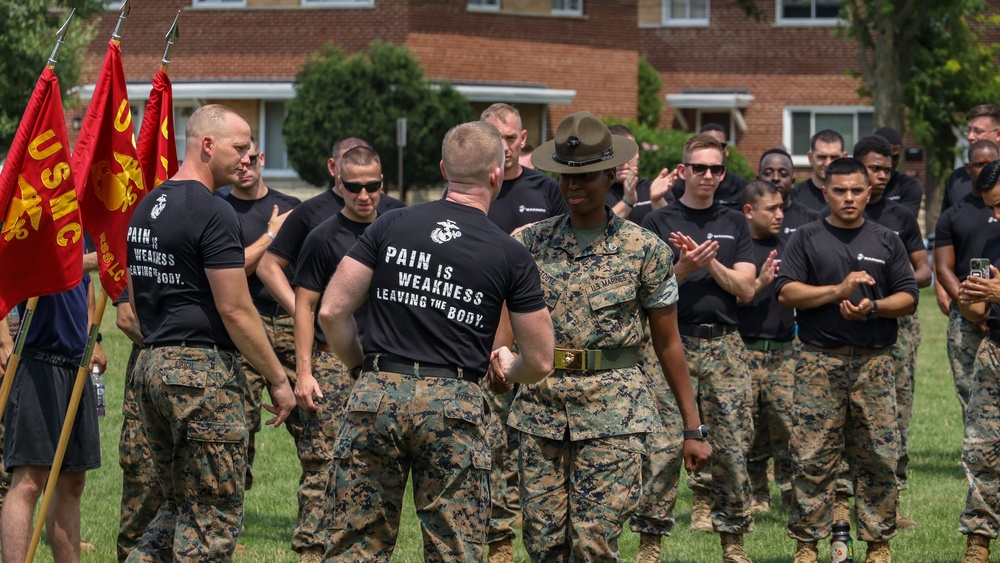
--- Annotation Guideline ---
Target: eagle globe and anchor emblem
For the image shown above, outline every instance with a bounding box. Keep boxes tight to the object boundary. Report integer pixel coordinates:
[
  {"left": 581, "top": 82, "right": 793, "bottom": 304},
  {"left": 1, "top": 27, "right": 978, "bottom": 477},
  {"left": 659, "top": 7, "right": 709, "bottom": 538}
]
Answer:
[{"left": 431, "top": 219, "right": 462, "bottom": 244}]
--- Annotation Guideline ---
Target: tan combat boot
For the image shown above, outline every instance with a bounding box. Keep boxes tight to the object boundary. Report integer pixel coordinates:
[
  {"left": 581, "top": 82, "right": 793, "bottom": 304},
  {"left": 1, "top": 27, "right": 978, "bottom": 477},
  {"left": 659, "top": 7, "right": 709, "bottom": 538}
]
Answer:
[
  {"left": 963, "top": 534, "right": 991, "bottom": 563},
  {"left": 720, "top": 532, "right": 752, "bottom": 563},
  {"left": 863, "top": 541, "right": 891, "bottom": 563},
  {"left": 488, "top": 538, "right": 513, "bottom": 563},
  {"left": 299, "top": 548, "right": 323, "bottom": 563},
  {"left": 793, "top": 540, "right": 818, "bottom": 563},
  {"left": 690, "top": 490, "right": 713, "bottom": 532},
  {"left": 637, "top": 533, "right": 662, "bottom": 563},
  {"left": 832, "top": 493, "right": 851, "bottom": 523}
]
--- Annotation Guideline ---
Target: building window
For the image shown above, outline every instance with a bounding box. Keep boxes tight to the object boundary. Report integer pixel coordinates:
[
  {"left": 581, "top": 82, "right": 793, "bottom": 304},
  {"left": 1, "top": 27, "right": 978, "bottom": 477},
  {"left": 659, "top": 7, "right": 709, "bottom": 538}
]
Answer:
[
  {"left": 552, "top": 0, "right": 582, "bottom": 16},
  {"left": 786, "top": 107, "right": 874, "bottom": 164},
  {"left": 192, "top": 0, "right": 246, "bottom": 7},
  {"left": 777, "top": 0, "right": 840, "bottom": 23},
  {"left": 468, "top": 0, "right": 500, "bottom": 10},
  {"left": 301, "top": 0, "right": 374, "bottom": 6},
  {"left": 664, "top": 0, "right": 708, "bottom": 25},
  {"left": 262, "top": 101, "right": 291, "bottom": 173}
]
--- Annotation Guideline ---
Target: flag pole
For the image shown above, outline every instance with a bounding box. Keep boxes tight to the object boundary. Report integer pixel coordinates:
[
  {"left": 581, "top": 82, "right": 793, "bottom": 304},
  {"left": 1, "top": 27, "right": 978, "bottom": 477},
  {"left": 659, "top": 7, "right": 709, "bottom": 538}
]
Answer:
[
  {"left": 0, "top": 8, "right": 76, "bottom": 422},
  {"left": 161, "top": 11, "right": 180, "bottom": 71},
  {"left": 26, "top": 291, "right": 108, "bottom": 563}
]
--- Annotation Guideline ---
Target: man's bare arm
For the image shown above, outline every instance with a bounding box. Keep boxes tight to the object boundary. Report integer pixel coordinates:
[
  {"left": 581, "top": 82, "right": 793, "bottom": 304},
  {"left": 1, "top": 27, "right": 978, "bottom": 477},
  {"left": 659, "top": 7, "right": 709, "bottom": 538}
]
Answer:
[
  {"left": 293, "top": 286, "right": 323, "bottom": 410},
  {"left": 258, "top": 251, "right": 295, "bottom": 314},
  {"left": 707, "top": 260, "right": 756, "bottom": 304},
  {"left": 317, "top": 257, "right": 372, "bottom": 371}
]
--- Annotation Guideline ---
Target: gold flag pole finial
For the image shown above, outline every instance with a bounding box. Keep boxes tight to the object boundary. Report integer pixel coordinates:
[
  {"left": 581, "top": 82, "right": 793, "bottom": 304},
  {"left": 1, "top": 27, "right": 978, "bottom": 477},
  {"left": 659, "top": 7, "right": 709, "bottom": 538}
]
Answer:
[
  {"left": 47, "top": 9, "right": 75, "bottom": 68},
  {"left": 161, "top": 11, "right": 180, "bottom": 68},
  {"left": 111, "top": 0, "right": 131, "bottom": 42}
]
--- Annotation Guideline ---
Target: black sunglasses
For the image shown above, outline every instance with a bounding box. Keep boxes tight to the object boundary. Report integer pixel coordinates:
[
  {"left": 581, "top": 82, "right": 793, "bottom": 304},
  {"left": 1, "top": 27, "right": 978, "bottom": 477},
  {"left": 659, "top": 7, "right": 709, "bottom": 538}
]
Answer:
[
  {"left": 684, "top": 163, "right": 726, "bottom": 176},
  {"left": 340, "top": 178, "right": 383, "bottom": 194},
  {"left": 247, "top": 153, "right": 260, "bottom": 165}
]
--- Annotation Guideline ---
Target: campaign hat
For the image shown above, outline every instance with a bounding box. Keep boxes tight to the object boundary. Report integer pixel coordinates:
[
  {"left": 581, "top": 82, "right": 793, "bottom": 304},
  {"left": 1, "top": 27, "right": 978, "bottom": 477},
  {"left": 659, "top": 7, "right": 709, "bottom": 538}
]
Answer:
[{"left": 532, "top": 111, "right": 638, "bottom": 174}]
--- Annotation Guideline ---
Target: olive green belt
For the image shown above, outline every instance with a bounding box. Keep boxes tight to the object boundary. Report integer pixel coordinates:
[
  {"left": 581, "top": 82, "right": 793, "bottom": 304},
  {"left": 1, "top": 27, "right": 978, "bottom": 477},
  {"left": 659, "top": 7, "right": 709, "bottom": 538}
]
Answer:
[
  {"left": 553, "top": 346, "right": 639, "bottom": 371},
  {"left": 743, "top": 339, "right": 794, "bottom": 352}
]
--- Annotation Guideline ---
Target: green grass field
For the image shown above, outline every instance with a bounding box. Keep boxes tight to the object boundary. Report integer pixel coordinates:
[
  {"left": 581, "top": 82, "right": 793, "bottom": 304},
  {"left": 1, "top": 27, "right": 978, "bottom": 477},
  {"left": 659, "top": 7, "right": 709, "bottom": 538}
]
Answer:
[{"left": 32, "top": 286, "right": 972, "bottom": 562}]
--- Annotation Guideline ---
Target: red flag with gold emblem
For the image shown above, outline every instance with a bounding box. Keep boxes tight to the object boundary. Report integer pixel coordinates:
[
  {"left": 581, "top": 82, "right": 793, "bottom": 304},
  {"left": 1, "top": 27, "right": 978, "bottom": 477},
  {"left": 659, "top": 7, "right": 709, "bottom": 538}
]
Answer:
[
  {"left": 0, "top": 67, "right": 84, "bottom": 319},
  {"left": 136, "top": 68, "right": 177, "bottom": 191},
  {"left": 72, "top": 39, "right": 146, "bottom": 301}
]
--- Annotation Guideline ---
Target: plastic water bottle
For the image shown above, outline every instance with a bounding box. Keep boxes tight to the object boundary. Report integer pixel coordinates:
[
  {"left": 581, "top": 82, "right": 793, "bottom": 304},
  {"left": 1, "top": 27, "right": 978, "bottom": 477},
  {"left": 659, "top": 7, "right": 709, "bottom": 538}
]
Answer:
[
  {"left": 91, "top": 366, "right": 105, "bottom": 419},
  {"left": 831, "top": 521, "right": 854, "bottom": 562}
]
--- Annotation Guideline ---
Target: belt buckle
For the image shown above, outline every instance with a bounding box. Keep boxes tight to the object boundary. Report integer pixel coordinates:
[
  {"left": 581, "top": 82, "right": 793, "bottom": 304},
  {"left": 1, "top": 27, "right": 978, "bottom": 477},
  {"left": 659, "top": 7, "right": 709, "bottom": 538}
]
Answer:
[{"left": 554, "top": 348, "right": 586, "bottom": 370}]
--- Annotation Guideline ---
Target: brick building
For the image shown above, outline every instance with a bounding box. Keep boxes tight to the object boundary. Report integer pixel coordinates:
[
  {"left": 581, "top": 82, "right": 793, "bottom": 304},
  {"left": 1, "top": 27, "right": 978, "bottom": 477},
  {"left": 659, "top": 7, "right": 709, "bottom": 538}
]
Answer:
[{"left": 75, "top": 0, "right": 925, "bottom": 187}]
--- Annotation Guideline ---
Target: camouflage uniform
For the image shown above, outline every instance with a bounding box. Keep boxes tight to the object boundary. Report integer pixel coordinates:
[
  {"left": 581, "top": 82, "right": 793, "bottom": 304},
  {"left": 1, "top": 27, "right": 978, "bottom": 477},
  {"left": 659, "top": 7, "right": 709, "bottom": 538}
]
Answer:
[
  {"left": 128, "top": 345, "right": 248, "bottom": 562},
  {"left": 681, "top": 332, "right": 755, "bottom": 533},
  {"left": 960, "top": 336, "right": 1000, "bottom": 539},
  {"left": 118, "top": 343, "right": 161, "bottom": 562},
  {"left": 746, "top": 345, "right": 796, "bottom": 506},
  {"left": 949, "top": 303, "right": 985, "bottom": 420},
  {"left": 324, "top": 370, "right": 492, "bottom": 562},
  {"left": 892, "top": 312, "right": 920, "bottom": 489},
  {"left": 509, "top": 213, "right": 672, "bottom": 561},
  {"left": 630, "top": 331, "right": 685, "bottom": 537},
  {"left": 239, "top": 313, "right": 351, "bottom": 554},
  {"left": 483, "top": 384, "right": 518, "bottom": 544},
  {"left": 787, "top": 348, "right": 898, "bottom": 543}
]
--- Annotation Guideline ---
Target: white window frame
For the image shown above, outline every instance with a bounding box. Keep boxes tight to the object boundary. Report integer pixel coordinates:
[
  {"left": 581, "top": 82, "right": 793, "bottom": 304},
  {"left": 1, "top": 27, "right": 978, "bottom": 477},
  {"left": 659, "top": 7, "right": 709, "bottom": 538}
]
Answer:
[
  {"left": 191, "top": 0, "right": 246, "bottom": 8},
  {"left": 783, "top": 105, "right": 874, "bottom": 166},
  {"left": 552, "top": 0, "right": 582, "bottom": 16},
  {"left": 663, "top": 0, "right": 709, "bottom": 27},
  {"left": 301, "top": 0, "right": 374, "bottom": 6},
  {"left": 774, "top": 0, "right": 842, "bottom": 26},
  {"left": 467, "top": 0, "right": 500, "bottom": 11},
  {"left": 259, "top": 101, "right": 297, "bottom": 180}
]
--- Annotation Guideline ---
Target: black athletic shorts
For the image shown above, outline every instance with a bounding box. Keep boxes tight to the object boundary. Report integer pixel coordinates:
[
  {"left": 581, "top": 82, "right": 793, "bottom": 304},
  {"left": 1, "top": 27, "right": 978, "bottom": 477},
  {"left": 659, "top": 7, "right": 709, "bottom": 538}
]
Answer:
[{"left": 3, "top": 351, "right": 101, "bottom": 472}]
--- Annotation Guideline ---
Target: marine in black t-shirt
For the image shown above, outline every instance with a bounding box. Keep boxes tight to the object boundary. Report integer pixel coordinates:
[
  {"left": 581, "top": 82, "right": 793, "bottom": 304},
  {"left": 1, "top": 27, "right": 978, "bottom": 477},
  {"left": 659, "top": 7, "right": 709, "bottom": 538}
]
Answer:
[
  {"left": 758, "top": 148, "right": 822, "bottom": 241},
  {"left": 673, "top": 172, "right": 749, "bottom": 210},
  {"left": 486, "top": 167, "right": 567, "bottom": 233},
  {"left": 642, "top": 200, "right": 754, "bottom": 326},
  {"left": 935, "top": 194, "right": 1000, "bottom": 300},
  {"left": 348, "top": 200, "right": 545, "bottom": 374},
  {"left": 128, "top": 180, "right": 245, "bottom": 349},
  {"left": 737, "top": 194, "right": 795, "bottom": 343},
  {"left": 943, "top": 167, "right": 973, "bottom": 212},
  {"left": 776, "top": 219, "right": 918, "bottom": 348}
]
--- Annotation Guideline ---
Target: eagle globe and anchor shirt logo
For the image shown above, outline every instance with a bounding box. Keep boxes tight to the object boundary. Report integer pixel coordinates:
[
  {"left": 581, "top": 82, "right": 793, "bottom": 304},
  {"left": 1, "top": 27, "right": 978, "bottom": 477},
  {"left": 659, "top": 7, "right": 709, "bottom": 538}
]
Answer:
[
  {"left": 374, "top": 216, "right": 487, "bottom": 328},
  {"left": 127, "top": 193, "right": 182, "bottom": 285}
]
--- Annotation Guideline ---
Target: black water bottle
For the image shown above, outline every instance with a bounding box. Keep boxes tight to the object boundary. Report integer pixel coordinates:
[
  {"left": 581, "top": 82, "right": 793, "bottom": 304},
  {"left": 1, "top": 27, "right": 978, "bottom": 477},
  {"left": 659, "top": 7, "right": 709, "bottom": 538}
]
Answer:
[{"left": 831, "top": 521, "right": 854, "bottom": 562}]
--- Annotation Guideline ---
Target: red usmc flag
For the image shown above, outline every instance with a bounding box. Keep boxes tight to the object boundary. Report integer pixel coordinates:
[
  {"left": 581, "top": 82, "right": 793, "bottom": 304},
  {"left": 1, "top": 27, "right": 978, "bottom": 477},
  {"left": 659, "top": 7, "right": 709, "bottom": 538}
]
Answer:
[
  {"left": 136, "top": 67, "right": 177, "bottom": 191},
  {"left": 72, "top": 39, "right": 147, "bottom": 301},
  {"left": 0, "top": 67, "right": 83, "bottom": 318}
]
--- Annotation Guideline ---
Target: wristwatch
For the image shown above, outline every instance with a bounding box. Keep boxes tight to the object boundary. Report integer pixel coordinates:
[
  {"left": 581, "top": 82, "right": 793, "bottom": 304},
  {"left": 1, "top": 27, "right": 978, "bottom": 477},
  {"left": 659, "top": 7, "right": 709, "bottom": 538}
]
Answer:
[
  {"left": 867, "top": 300, "right": 879, "bottom": 320},
  {"left": 683, "top": 424, "right": 709, "bottom": 441}
]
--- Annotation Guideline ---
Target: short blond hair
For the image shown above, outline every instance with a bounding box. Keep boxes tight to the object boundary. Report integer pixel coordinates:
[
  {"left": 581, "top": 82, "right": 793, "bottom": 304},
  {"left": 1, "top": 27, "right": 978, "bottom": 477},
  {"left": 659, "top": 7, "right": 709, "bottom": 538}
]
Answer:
[
  {"left": 480, "top": 102, "right": 522, "bottom": 129},
  {"left": 442, "top": 121, "right": 503, "bottom": 186},
  {"left": 185, "top": 104, "right": 248, "bottom": 143},
  {"left": 683, "top": 133, "right": 724, "bottom": 162}
]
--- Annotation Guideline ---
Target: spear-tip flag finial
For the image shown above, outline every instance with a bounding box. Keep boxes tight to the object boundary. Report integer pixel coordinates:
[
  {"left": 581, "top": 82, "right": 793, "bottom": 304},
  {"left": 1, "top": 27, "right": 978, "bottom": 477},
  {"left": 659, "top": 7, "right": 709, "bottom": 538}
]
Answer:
[
  {"left": 112, "top": 0, "right": 131, "bottom": 42},
  {"left": 47, "top": 9, "right": 76, "bottom": 68},
  {"left": 162, "top": 11, "right": 180, "bottom": 68}
]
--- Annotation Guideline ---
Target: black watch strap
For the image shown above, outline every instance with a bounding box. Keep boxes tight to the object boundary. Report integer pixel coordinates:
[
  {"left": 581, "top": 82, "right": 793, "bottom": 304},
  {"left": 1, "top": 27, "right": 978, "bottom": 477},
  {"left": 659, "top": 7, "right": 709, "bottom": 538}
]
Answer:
[{"left": 683, "top": 424, "right": 709, "bottom": 441}]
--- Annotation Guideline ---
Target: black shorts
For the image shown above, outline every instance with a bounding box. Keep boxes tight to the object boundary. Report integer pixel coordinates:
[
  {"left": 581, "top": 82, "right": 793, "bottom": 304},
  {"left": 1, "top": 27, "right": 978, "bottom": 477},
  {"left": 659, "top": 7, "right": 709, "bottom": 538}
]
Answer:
[{"left": 3, "top": 352, "right": 101, "bottom": 472}]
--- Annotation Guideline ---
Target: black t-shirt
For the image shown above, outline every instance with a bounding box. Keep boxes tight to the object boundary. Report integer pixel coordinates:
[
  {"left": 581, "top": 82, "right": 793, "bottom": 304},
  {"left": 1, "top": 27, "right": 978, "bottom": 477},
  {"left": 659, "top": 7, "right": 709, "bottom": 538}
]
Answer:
[
  {"left": 790, "top": 178, "right": 826, "bottom": 211},
  {"left": 673, "top": 172, "right": 748, "bottom": 210},
  {"left": 981, "top": 234, "right": 1000, "bottom": 331},
  {"left": 738, "top": 236, "right": 795, "bottom": 342},
  {"left": 943, "top": 167, "right": 973, "bottom": 212},
  {"left": 641, "top": 201, "right": 754, "bottom": 325},
  {"left": 293, "top": 212, "right": 372, "bottom": 342},
  {"left": 819, "top": 198, "right": 925, "bottom": 255},
  {"left": 347, "top": 199, "right": 546, "bottom": 373},
  {"left": 487, "top": 167, "right": 568, "bottom": 233},
  {"left": 604, "top": 178, "right": 667, "bottom": 225},
  {"left": 884, "top": 170, "right": 923, "bottom": 218},
  {"left": 221, "top": 189, "right": 301, "bottom": 307},
  {"left": 268, "top": 189, "right": 405, "bottom": 263},
  {"left": 775, "top": 219, "right": 919, "bottom": 348},
  {"left": 128, "top": 180, "right": 246, "bottom": 348},
  {"left": 780, "top": 200, "right": 822, "bottom": 242},
  {"left": 935, "top": 194, "right": 1000, "bottom": 279}
]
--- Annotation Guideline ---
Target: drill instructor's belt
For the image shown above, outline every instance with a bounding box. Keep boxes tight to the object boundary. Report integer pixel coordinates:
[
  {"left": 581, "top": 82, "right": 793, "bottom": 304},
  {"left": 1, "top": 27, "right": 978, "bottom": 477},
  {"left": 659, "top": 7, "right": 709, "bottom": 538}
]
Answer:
[
  {"left": 743, "top": 339, "right": 794, "bottom": 352},
  {"left": 553, "top": 346, "right": 638, "bottom": 371}
]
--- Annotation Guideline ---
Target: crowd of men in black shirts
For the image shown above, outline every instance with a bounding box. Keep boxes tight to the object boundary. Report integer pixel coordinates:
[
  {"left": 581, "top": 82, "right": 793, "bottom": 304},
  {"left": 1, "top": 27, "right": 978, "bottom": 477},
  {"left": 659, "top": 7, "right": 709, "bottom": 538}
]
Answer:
[{"left": 7, "top": 100, "right": 1000, "bottom": 563}]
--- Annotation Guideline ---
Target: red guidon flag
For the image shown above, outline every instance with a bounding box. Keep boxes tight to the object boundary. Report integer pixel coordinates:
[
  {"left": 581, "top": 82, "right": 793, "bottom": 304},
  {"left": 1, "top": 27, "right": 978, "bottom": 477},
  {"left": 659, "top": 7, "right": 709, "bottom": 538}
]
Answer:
[
  {"left": 0, "top": 67, "right": 84, "bottom": 318},
  {"left": 136, "top": 68, "right": 177, "bottom": 191},
  {"left": 72, "top": 39, "right": 146, "bottom": 301}
]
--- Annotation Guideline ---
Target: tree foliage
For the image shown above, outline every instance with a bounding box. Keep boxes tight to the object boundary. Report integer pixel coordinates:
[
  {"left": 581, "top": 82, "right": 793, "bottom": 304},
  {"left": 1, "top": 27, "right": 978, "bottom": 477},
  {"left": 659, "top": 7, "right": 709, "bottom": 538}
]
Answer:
[
  {"left": 637, "top": 56, "right": 663, "bottom": 128},
  {"left": 0, "top": 0, "right": 103, "bottom": 157},
  {"left": 284, "top": 41, "right": 476, "bottom": 189}
]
